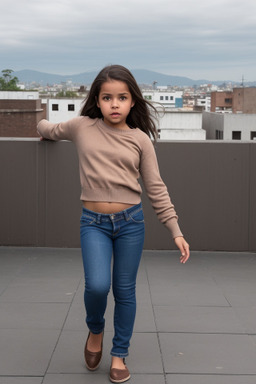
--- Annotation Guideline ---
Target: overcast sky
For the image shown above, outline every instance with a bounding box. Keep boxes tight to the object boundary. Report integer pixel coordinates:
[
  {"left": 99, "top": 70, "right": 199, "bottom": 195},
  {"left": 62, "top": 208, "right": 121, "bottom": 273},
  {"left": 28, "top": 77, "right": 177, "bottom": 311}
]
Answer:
[{"left": 1, "top": 0, "right": 256, "bottom": 81}]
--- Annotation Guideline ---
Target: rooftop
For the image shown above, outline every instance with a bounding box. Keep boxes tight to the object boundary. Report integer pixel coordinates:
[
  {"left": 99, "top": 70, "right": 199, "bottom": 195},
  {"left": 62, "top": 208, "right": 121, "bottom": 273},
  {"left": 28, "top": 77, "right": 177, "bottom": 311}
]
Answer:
[{"left": 0, "top": 247, "right": 256, "bottom": 383}]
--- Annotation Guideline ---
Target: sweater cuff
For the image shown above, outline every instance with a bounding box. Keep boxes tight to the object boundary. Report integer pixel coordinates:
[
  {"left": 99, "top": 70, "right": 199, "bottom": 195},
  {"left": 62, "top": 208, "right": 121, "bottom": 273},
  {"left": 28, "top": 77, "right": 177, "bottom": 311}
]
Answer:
[{"left": 164, "top": 218, "right": 183, "bottom": 239}]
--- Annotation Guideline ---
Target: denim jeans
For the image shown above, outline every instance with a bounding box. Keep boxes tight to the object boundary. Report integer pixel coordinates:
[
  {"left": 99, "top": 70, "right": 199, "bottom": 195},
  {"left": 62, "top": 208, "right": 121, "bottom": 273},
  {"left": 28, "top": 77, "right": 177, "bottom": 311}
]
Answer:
[{"left": 80, "top": 203, "right": 145, "bottom": 357}]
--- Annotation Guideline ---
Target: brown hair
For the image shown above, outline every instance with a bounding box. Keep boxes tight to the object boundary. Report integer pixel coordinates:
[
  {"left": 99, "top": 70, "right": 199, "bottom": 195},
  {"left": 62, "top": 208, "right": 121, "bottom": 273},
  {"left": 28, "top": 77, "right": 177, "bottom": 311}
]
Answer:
[{"left": 80, "top": 65, "right": 158, "bottom": 140}]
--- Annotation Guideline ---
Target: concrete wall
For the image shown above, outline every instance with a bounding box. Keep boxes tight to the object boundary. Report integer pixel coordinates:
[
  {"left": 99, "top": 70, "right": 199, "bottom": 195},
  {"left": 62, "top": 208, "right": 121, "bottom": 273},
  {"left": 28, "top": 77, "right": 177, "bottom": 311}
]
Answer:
[
  {"left": 0, "top": 139, "right": 256, "bottom": 252},
  {"left": 0, "top": 91, "right": 39, "bottom": 99},
  {"left": 159, "top": 111, "right": 205, "bottom": 140},
  {"left": 203, "top": 111, "right": 256, "bottom": 140},
  {"left": 203, "top": 112, "right": 224, "bottom": 139},
  {"left": 46, "top": 99, "right": 84, "bottom": 122},
  {"left": 223, "top": 114, "right": 256, "bottom": 140}
]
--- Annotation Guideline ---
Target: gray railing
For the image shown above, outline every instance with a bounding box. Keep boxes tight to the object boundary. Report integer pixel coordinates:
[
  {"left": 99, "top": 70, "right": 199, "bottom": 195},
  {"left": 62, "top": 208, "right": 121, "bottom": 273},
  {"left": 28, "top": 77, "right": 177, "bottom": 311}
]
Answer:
[{"left": 1, "top": 139, "right": 255, "bottom": 251}]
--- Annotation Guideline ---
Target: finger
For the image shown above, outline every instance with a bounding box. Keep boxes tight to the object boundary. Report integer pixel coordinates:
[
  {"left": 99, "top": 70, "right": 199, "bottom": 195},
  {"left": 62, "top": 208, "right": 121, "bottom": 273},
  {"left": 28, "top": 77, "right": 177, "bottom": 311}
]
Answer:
[{"left": 180, "top": 244, "right": 190, "bottom": 263}]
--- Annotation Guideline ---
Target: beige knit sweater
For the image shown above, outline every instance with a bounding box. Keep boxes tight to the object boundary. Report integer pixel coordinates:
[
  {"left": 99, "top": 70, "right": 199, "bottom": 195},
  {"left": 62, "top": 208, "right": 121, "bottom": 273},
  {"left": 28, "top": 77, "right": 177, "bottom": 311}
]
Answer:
[{"left": 37, "top": 116, "right": 182, "bottom": 238}]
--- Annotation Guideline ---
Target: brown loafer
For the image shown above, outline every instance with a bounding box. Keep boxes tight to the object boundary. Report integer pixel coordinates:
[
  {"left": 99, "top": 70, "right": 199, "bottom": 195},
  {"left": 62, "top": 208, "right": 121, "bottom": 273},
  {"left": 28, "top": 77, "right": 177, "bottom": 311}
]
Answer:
[
  {"left": 84, "top": 331, "right": 103, "bottom": 371},
  {"left": 109, "top": 359, "right": 131, "bottom": 383}
]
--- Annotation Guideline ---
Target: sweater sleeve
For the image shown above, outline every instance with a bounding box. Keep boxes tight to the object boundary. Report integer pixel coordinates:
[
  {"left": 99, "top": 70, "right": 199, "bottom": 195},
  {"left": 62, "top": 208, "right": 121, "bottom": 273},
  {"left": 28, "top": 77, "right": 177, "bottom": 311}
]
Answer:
[
  {"left": 37, "top": 117, "right": 82, "bottom": 141},
  {"left": 139, "top": 136, "right": 183, "bottom": 239}
]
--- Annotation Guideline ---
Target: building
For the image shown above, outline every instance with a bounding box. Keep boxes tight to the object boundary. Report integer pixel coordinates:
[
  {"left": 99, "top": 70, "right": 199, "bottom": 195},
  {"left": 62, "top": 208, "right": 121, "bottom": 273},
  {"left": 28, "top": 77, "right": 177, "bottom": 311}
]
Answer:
[
  {"left": 210, "top": 88, "right": 256, "bottom": 114},
  {"left": 157, "top": 110, "right": 205, "bottom": 140},
  {"left": 203, "top": 111, "right": 256, "bottom": 140},
  {"left": 45, "top": 98, "right": 84, "bottom": 122},
  {"left": 210, "top": 91, "right": 233, "bottom": 113},
  {"left": 194, "top": 95, "right": 211, "bottom": 112},
  {"left": 0, "top": 92, "right": 46, "bottom": 137},
  {"left": 142, "top": 89, "right": 183, "bottom": 108},
  {"left": 232, "top": 88, "right": 256, "bottom": 114}
]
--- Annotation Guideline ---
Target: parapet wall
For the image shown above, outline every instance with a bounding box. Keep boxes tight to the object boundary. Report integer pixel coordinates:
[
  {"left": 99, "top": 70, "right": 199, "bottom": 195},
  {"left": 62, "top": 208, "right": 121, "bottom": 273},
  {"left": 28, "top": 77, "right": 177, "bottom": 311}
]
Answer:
[{"left": 0, "top": 139, "right": 255, "bottom": 251}]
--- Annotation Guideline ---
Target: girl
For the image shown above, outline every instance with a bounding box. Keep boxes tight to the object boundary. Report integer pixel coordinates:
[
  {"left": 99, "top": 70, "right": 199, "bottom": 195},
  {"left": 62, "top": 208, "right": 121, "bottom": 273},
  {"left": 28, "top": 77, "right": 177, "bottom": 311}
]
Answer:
[{"left": 37, "top": 64, "right": 190, "bottom": 383}]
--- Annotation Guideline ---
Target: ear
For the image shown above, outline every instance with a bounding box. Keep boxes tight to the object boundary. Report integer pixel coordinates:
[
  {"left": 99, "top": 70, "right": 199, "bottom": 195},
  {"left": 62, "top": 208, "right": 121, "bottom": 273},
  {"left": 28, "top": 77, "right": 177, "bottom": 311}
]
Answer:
[
  {"left": 131, "top": 100, "right": 135, "bottom": 108},
  {"left": 96, "top": 96, "right": 100, "bottom": 108}
]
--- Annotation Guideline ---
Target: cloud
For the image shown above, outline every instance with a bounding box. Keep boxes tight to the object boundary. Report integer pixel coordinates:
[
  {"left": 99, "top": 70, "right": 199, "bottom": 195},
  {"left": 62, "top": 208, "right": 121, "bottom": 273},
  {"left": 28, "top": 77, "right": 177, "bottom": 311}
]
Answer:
[{"left": 1, "top": 0, "right": 256, "bottom": 80}]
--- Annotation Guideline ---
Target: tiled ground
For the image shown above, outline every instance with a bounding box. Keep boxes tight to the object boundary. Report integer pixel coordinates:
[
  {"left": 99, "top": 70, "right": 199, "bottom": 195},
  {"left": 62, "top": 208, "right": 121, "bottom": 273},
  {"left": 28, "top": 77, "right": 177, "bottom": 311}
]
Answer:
[{"left": 0, "top": 247, "right": 256, "bottom": 383}]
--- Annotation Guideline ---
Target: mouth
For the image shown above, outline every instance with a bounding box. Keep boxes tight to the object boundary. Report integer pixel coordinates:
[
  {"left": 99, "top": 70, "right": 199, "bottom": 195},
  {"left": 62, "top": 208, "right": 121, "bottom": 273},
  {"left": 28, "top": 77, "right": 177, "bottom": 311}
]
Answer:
[{"left": 110, "top": 113, "right": 120, "bottom": 117}]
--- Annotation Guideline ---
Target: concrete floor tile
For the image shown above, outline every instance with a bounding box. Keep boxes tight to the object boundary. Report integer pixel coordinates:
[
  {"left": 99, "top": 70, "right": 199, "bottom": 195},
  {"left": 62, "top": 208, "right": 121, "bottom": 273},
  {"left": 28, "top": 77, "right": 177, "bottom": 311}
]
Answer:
[
  {"left": 149, "top": 282, "right": 229, "bottom": 306},
  {"left": 233, "top": 307, "right": 256, "bottom": 333},
  {"left": 160, "top": 333, "right": 256, "bottom": 374},
  {"left": 0, "top": 302, "right": 70, "bottom": 329},
  {"left": 135, "top": 283, "right": 152, "bottom": 304},
  {"left": 220, "top": 286, "right": 256, "bottom": 307},
  {"left": 0, "top": 378, "right": 42, "bottom": 384},
  {"left": 0, "top": 329, "right": 60, "bottom": 376},
  {"left": 0, "top": 277, "right": 80, "bottom": 303},
  {"left": 166, "top": 375, "right": 256, "bottom": 384},
  {"left": 43, "top": 373, "right": 108, "bottom": 384},
  {"left": 128, "top": 333, "right": 163, "bottom": 374},
  {"left": 154, "top": 306, "right": 245, "bottom": 333},
  {"left": 43, "top": 373, "right": 165, "bottom": 384},
  {"left": 133, "top": 303, "right": 156, "bottom": 332},
  {"left": 63, "top": 302, "right": 86, "bottom": 331}
]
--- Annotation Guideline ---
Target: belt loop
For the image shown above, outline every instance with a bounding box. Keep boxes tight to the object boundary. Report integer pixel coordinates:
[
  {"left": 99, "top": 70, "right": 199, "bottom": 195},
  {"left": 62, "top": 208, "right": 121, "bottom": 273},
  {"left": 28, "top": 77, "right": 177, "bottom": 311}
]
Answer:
[
  {"left": 124, "top": 210, "right": 129, "bottom": 221},
  {"left": 96, "top": 214, "right": 101, "bottom": 224}
]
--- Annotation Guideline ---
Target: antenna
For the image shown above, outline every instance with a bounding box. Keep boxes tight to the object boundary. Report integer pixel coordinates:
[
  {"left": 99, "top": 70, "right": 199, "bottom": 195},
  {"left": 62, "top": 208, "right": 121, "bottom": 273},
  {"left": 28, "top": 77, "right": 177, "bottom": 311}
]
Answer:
[{"left": 241, "top": 75, "right": 245, "bottom": 87}]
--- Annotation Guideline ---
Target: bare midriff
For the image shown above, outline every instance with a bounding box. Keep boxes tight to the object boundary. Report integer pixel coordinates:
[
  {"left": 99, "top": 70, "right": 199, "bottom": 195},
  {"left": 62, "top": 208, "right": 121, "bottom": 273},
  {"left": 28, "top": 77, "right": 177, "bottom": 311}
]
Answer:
[{"left": 83, "top": 201, "right": 134, "bottom": 214}]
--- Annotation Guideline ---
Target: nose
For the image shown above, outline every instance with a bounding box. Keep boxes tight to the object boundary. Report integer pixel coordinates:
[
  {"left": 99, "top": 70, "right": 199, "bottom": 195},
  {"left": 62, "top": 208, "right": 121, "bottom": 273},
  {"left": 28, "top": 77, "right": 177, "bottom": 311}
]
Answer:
[{"left": 111, "top": 98, "right": 119, "bottom": 108}]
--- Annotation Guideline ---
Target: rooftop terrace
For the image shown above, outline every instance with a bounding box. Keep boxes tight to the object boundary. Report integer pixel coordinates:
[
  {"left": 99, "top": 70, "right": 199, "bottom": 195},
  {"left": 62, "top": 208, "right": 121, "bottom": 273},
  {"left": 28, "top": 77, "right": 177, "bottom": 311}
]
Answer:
[
  {"left": 0, "top": 139, "right": 256, "bottom": 383},
  {"left": 0, "top": 247, "right": 256, "bottom": 383}
]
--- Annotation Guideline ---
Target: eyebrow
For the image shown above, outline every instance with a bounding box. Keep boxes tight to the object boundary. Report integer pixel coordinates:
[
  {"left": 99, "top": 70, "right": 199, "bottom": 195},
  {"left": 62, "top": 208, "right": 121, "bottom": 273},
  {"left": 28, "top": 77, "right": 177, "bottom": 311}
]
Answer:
[{"left": 101, "top": 92, "right": 129, "bottom": 96}]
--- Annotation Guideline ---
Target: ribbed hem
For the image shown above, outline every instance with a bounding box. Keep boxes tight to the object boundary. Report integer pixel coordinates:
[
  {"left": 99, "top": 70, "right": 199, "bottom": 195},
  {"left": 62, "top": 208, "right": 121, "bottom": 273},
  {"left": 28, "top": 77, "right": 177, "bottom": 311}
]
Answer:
[
  {"left": 164, "top": 218, "right": 183, "bottom": 239},
  {"left": 80, "top": 187, "right": 141, "bottom": 205}
]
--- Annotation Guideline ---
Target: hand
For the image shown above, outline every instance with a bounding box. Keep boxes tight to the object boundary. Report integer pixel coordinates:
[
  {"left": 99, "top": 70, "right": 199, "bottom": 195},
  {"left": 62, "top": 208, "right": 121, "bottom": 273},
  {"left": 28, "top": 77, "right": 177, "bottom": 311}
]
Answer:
[{"left": 174, "top": 236, "right": 190, "bottom": 264}]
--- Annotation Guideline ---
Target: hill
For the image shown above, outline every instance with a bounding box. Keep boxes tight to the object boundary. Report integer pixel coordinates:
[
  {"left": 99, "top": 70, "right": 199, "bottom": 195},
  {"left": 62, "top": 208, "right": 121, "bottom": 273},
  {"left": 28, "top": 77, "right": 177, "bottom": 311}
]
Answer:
[{"left": 12, "top": 69, "right": 255, "bottom": 87}]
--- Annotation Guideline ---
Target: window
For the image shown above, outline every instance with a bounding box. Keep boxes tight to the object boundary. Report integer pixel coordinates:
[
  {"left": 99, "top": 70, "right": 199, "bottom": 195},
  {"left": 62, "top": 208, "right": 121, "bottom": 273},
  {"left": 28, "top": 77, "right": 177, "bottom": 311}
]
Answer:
[
  {"left": 251, "top": 132, "right": 256, "bottom": 140},
  {"left": 170, "top": 96, "right": 174, "bottom": 101},
  {"left": 52, "top": 104, "right": 59, "bottom": 111},
  {"left": 225, "top": 98, "right": 232, "bottom": 104},
  {"left": 144, "top": 95, "right": 152, "bottom": 100},
  {"left": 232, "top": 131, "right": 241, "bottom": 140},
  {"left": 165, "top": 96, "right": 169, "bottom": 100},
  {"left": 215, "top": 130, "right": 223, "bottom": 140},
  {"left": 160, "top": 96, "right": 164, "bottom": 100},
  {"left": 68, "top": 104, "right": 75, "bottom": 111}
]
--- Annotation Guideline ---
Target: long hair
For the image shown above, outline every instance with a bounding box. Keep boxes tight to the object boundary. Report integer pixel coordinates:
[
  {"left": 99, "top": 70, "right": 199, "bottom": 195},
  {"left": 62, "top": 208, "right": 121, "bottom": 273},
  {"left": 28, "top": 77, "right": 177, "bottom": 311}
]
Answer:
[{"left": 80, "top": 65, "right": 158, "bottom": 140}]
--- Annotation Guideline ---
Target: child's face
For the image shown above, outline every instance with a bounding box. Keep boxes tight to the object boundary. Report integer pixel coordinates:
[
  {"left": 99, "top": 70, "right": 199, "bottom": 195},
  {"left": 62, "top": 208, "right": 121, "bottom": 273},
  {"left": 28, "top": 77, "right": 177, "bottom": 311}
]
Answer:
[{"left": 97, "top": 80, "right": 134, "bottom": 130}]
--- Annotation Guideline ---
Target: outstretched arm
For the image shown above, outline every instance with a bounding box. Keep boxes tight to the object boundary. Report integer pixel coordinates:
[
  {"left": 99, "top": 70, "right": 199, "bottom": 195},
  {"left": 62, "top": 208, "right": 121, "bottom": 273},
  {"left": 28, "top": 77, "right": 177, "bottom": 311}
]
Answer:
[{"left": 174, "top": 236, "right": 190, "bottom": 264}]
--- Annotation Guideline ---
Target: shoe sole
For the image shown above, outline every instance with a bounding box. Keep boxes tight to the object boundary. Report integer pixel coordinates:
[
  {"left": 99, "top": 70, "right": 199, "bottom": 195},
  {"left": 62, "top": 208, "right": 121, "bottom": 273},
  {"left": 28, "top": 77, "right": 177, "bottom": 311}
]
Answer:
[{"left": 109, "top": 374, "right": 131, "bottom": 383}]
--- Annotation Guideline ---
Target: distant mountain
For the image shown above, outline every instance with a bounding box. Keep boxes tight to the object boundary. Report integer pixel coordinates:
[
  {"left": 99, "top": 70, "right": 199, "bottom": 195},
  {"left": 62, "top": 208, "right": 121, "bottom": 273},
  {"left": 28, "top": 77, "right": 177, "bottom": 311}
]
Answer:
[{"left": 12, "top": 69, "right": 255, "bottom": 87}]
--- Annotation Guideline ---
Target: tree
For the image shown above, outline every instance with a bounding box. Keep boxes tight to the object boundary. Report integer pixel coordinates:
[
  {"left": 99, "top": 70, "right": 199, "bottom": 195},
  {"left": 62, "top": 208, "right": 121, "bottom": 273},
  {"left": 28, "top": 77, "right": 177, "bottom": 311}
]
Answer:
[
  {"left": 0, "top": 69, "right": 20, "bottom": 91},
  {"left": 56, "top": 90, "right": 78, "bottom": 98}
]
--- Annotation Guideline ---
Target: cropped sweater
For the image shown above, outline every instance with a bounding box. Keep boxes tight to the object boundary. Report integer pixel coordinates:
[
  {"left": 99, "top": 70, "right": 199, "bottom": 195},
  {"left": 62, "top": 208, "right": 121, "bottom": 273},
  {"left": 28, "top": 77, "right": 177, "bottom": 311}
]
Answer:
[{"left": 37, "top": 116, "right": 183, "bottom": 238}]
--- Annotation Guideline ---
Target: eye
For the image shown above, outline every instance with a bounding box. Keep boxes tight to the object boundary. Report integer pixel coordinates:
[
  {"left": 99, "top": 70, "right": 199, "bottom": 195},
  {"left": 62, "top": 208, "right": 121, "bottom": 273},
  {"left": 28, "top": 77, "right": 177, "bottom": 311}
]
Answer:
[
  {"left": 120, "top": 96, "right": 127, "bottom": 101},
  {"left": 102, "top": 96, "right": 111, "bottom": 101}
]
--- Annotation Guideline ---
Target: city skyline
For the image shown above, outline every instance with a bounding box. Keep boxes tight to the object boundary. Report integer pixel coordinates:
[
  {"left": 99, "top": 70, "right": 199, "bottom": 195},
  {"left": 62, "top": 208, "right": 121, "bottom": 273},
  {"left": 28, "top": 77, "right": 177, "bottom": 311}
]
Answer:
[{"left": 1, "top": 0, "right": 256, "bottom": 82}]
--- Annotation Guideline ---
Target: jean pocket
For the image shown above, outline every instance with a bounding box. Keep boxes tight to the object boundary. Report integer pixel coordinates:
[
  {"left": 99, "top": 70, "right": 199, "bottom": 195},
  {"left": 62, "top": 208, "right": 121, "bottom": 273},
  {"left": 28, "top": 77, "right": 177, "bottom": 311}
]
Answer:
[
  {"left": 129, "top": 209, "right": 144, "bottom": 223},
  {"left": 80, "top": 214, "right": 96, "bottom": 225}
]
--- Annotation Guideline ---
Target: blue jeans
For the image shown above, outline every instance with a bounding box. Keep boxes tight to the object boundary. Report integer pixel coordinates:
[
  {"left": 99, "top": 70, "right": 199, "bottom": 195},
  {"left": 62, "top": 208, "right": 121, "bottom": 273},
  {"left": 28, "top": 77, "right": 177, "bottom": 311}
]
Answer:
[{"left": 80, "top": 203, "right": 145, "bottom": 358}]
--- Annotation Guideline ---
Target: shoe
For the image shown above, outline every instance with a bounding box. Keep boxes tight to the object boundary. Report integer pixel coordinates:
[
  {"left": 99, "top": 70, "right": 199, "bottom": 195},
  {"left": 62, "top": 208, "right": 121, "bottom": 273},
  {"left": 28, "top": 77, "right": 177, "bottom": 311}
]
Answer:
[
  {"left": 84, "top": 331, "right": 103, "bottom": 371},
  {"left": 109, "top": 359, "right": 131, "bottom": 383}
]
